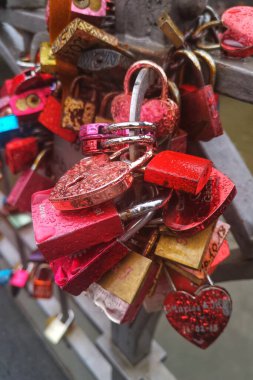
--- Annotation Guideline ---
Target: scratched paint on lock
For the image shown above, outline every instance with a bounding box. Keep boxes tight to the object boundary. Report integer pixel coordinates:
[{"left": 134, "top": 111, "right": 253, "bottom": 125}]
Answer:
[{"left": 32, "top": 189, "right": 124, "bottom": 261}]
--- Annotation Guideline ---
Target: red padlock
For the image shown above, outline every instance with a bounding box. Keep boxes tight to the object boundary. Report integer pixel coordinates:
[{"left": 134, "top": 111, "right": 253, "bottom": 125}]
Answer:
[
  {"left": 176, "top": 49, "right": 223, "bottom": 141},
  {"left": 221, "top": 6, "right": 253, "bottom": 58},
  {"left": 5, "top": 137, "right": 38, "bottom": 174},
  {"left": 32, "top": 187, "right": 169, "bottom": 261},
  {"left": 143, "top": 150, "right": 213, "bottom": 195},
  {"left": 51, "top": 212, "right": 159, "bottom": 296},
  {"left": 1, "top": 70, "right": 53, "bottom": 97},
  {"left": 10, "top": 87, "right": 52, "bottom": 120},
  {"left": 50, "top": 136, "right": 154, "bottom": 211},
  {"left": 163, "top": 168, "right": 237, "bottom": 236},
  {"left": 111, "top": 60, "right": 180, "bottom": 138},
  {"left": 7, "top": 149, "right": 54, "bottom": 212},
  {"left": 33, "top": 264, "right": 53, "bottom": 299},
  {"left": 39, "top": 95, "right": 77, "bottom": 143}
]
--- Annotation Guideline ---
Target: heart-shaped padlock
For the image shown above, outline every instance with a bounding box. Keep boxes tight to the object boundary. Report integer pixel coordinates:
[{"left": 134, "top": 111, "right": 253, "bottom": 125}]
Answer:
[
  {"left": 163, "top": 168, "right": 236, "bottom": 236},
  {"left": 221, "top": 6, "right": 253, "bottom": 58},
  {"left": 164, "top": 285, "right": 232, "bottom": 349},
  {"left": 111, "top": 60, "right": 180, "bottom": 138},
  {"left": 49, "top": 135, "right": 154, "bottom": 210}
]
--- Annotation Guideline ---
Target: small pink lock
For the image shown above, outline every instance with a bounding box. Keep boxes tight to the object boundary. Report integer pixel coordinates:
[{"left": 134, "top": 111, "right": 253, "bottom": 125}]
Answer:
[
  {"left": 10, "top": 87, "right": 52, "bottom": 118},
  {"left": 10, "top": 269, "right": 30, "bottom": 288},
  {"left": 71, "top": 0, "right": 107, "bottom": 18}
]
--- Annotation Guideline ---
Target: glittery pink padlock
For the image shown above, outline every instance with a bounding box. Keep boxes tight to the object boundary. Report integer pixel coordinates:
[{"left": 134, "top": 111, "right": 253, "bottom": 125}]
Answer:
[{"left": 111, "top": 60, "right": 180, "bottom": 138}]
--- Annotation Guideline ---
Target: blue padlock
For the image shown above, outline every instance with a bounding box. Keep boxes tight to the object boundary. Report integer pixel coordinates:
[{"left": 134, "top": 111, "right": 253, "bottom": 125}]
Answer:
[
  {"left": 0, "top": 269, "right": 13, "bottom": 286},
  {"left": 0, "top": 115, "right": 20, "bottom": 147}
]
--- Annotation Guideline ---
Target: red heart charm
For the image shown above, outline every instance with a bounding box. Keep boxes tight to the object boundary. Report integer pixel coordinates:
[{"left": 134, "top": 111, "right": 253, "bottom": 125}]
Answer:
[{"left": 164, "top": 286, "right": 232, "bottom": 349}]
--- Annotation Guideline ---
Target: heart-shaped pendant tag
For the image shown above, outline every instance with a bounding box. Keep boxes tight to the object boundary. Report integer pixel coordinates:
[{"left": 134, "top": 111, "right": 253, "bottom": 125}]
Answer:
[{"left": 164, "top": 286, "right": 232, "bottom": 349}]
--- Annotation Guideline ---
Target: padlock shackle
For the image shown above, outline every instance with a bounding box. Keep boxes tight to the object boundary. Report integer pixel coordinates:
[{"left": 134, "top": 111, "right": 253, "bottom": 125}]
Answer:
[
  {"left": 34, "top": 263, "right": 53, "bottom": 280},
  {"left": 102, "top": 135, "right": 154, "bottom": 171},
  {"left": 69, "top": 75, "right": 97, "bottom": 102},
  {"left": 194, "top": 49, "right": 216, "bottom": 87},
  {"left": 124, "top": 60, "right": 169, "bottom": 100},
  {"left": 98, "top": 91, "right": 119, "bottom": 117},
  {"left": 31, "top": 147, "right": 52, "bottom": 171},
  {"left": 174, "top": 49, "right": 205, "bottom": 88},
  {"left": 120, "top": 191, "right": 173, "bottom": 222},
  {"left": 105, "top": 121, "right": 156, "bottom": 133}
]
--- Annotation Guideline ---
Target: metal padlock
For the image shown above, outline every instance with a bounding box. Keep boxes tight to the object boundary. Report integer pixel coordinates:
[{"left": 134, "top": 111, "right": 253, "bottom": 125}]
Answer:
[
  {"left": 50, "top": 206, "right": 162, "bottom": 295},
  {"left": 39, "top": 94, "right": 77, "bottom": 143},
  {"left": 7, "top": 149, "right": 54, "bottom": 213},
  {"left": 33, "top": 264, "right": 53, "bottom": 299},
  {"left": 79, "top": 121, "right": 153, "bottom": 155},
  {"left": 142, "top": 150, "right": 213, "bottom": 195},
  {"left": 44, "top": 310, "right": 75, "bottom": 345},
  {"left": 71, "top": 0, "right": 107, "bottom": 18},
  {"left": 163, "top": 168, "right": 237, "bottom": 236},
  {"left": 111, "top": 60, "right": 180, "bottom": 138},
  {"left": 157, "top": 11, "right": 185, "bottom": 49},
  {"left": 32, "top": 186, "right": 169, "bottom": 261},
  {"left": 5, "top": 137, "right": 38, "bottom": 174},
  {"left": 0, "top": 114, "right": 20, "bottom": 147},
  {"left": 10, "top": 87, "right": 52, "bottom": 120},
  {"left": 86, "top": 252, "right": 160, "bottom": 324},
  {"left": 78, "top": 49, "right": 133, "bottom": 82},
  {"left": 9, "top": 262, "right": 35, "bottom": 289},
  {"left": 51, "top": 18, "right": 127, "bottom": 65},
  {"left": 175, "top": 49, "right": 223, "bottom": 141},
  {"left": 155, "top": 223, "right": 215, "bottom": 270},
  {"left": 50, "top": 135, "right": 154, "bottom": 210},
  {"left": 0, "top": 269, "right": 13, "bottom": 286},
  {"left": 62, "top": 76, "right": 97, "bottom": 132},
  {"left": 1, "top": 70, "right": 34, "bottom": 97},
  {"left": 221, "top": 6, "right": 253, "bottom": 58},
  {"left": 167, "top": 221, "right": 230, "bottom": 285},
  {"left": 40, "top": 42, "right": 57, "bottom": 74}
]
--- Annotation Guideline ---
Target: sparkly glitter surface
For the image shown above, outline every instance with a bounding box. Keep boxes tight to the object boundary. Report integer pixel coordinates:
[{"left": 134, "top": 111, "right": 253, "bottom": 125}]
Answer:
[{"left": 164, "top": 286, "right": 232, "bottom": 349}]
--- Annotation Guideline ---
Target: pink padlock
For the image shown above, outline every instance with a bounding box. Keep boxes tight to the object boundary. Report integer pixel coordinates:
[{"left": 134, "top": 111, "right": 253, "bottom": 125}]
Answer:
[
  {"left": 10, "top": 87, "right": 52, "bottom": 119},
  {"left": 71, "top": 0, "right": 107, "bottom": 18},
  {"left": 10, "top": 269, "right": 30, "bottom": 288}
]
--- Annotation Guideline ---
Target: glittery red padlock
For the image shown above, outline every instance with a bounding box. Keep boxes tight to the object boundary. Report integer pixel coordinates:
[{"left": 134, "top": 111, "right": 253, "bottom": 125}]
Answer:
[
  {"left": 111, "top": 60, "right": 180, "bottom": 138},
  {"left": 50, "top": 136, "right": 154, "bottom": 211},
  {"left": 163, "top": 168, "right": 236, "bottom": 236},
  {"left": 5, "top": 137, "right": 38, "bottom": 174},
  {"left": 176, "top": 50, "right": 223, "bottom": 141},
  {"left": 221, "top": 6, "right": 253, "bottom": 58},
  {"left": 164, "top": 285, "right": 232, "bottom": 349},
  {"left": 143, "top": 150, "right": 212, "bottom": 195}
]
